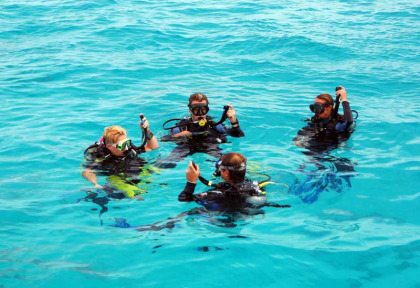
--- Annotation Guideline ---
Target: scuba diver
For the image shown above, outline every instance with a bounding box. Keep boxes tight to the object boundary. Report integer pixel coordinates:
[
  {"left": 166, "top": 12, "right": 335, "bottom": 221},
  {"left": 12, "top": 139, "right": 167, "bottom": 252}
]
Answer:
[
  {"left": 294, "top": 86, "right": 356, "bottom": 154},
  {"left": 81, "top": 116, "right": 159, "bottom": 216},
  {"left": 111, "top": 152, "right": 289, "bottom": 231},
  {"left": 160, "top": 93, "right": 244, "bottom": 161},
  {"left": 179, "top": 152, "right": 288, "bottom": 212},
  {"left": 290, "top": 86, "right": 358, "bottom": 203}
]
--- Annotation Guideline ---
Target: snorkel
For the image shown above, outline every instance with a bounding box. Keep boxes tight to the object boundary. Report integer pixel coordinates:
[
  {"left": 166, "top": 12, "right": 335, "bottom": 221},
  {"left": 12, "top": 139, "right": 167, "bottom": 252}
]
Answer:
[
  {"left": 211, "top": 105, "right": 230, "bottom": 126},
  {"left": 138, "top": 114, "right": 148, "bottom": 150},
  {"left": 121, "top": 113, "right": 149, "bottom": 158},
  {"left": 118, "top": 113, "right": 148, "bottom": 159},
  {"left": 332, "top": 87, "right": 359, "bottom": 121}
]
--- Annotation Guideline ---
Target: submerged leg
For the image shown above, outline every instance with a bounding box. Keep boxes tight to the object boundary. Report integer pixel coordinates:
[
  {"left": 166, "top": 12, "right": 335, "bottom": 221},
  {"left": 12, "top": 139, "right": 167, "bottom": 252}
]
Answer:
[{"left": 111, "top": 208, "right": 211, "bottom": 232}]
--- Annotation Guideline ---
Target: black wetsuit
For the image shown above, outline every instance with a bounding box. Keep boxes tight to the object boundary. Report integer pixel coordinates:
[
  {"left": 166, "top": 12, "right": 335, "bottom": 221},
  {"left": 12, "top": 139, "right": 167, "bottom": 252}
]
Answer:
[
  {"left": 178, "top": 180, "right": 267, "bottom": 212},
  {"left": 294, "top": 101, "right": 354, "bottom": 153}
]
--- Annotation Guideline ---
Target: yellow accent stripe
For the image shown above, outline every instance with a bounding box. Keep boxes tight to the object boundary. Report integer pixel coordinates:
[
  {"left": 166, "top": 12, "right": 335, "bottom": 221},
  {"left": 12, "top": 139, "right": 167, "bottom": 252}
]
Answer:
[{"left": 258, "top": 181, "right": 275, "bottom": 188}]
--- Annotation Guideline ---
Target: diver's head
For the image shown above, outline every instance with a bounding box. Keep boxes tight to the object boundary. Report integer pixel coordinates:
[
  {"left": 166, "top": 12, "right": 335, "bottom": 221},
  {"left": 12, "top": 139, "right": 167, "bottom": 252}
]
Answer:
[
  {"left": 103, "top": 125, "right": 131, "bottom": 157},
  {"left": 217, "top": 152, "right": 247, "bottom": 183},
  {"left": 310, "top": 93, "right": 333, "bottom": 119},
  {"left": 188, "top": 93, "right": 209, "bottom": 121}
]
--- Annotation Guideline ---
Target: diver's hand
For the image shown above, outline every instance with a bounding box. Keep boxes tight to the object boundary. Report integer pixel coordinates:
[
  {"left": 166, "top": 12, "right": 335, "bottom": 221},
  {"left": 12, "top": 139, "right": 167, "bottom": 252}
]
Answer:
[
  {"left": 94, "top": 184, "right": 103, "bottom": 189},
  {"left": 173, "top": 131, "right": 192, "bottom": 137},
  {"left": 186, "top": 161, "right": 200, "bottom": 183},
  {"left": 336, "top": 86, "right": 347, "bottom": 102},
  {"left": 226, "top": 104, "right": 237, "bottom": 124},
  {"left": 140, "top": 116, "right": 150, "bottom": 130}
]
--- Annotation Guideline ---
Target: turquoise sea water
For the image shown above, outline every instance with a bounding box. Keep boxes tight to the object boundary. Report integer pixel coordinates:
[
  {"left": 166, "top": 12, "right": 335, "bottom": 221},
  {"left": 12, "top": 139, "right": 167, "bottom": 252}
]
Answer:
[{"left": 1, "top": 0, "right": 419, "bottom": 287}]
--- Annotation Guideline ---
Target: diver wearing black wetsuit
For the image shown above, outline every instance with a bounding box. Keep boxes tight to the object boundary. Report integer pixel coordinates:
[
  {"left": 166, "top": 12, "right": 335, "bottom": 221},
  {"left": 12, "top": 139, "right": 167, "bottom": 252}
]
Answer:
[
  {"left": 294, "top": 86, "right": 356, "bottom": 153},
  {"left": 83, "top": 144, "right": 148, "bottom": 192},
  {"left": 109, "top": 152, "right": 289, "bottom": 231},
  {"left": 179, "top": 153, "right": 268, "bottom": 213},
  {"left": 81, "top": 123, "right": 158, "bottom": 215},
  {"left": 291, "top": 86, "right": 358, "bottom": 203},
  {"left": 161, "top": 93, "right": 244, "bottom": 160},
  {"left": 111, "top": 177, "right": 267, "bottom": 231}
]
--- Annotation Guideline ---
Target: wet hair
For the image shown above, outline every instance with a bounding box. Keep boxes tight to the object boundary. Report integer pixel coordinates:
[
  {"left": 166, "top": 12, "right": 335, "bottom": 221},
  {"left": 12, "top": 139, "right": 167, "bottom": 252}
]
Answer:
[
  {"left": 315, "top": 93, "right": 334, "bottom": 106},
  {"left": 221, "top": 152, "right": 247, "bottom": 183},
  {"left": 103, "top": 125, "right": 126, "bottom": 144},
  {"left": 189, "top": 93, "right": 209, "bottom": 106}
]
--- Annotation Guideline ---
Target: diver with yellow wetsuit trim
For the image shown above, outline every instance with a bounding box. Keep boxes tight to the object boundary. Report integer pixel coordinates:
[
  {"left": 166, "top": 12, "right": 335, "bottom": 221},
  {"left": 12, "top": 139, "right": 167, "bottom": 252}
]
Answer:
[
  {"left": 82, "top": 115, "right": 159, "bottom": 200},
  {"left": 179, "top": 152, "right": 289, "bottom": 212}
]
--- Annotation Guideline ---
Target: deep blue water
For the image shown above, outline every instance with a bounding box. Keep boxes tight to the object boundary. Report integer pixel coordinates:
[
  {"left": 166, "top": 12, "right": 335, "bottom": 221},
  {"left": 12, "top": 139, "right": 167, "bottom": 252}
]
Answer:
[{"left": 1, "top": 0, "right": 419, "bottom": 287}]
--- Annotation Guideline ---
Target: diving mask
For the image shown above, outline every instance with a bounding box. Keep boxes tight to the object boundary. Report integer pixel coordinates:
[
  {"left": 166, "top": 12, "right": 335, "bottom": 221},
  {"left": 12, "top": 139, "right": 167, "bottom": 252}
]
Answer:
[
  {"left": 214, "top": 157, "right": 246, "bottom": 176},
  {"left": 189, "top": 103, "right": 209, "bottom": 116},
  {"left": 219, "top": 163, "right": 246, "bottom": 171},
  {"left": 111, "top": 138, "right": 132, "bottom": 151},
  {"left": 309, "top": 103, "right": 327, "bottom": 114}
]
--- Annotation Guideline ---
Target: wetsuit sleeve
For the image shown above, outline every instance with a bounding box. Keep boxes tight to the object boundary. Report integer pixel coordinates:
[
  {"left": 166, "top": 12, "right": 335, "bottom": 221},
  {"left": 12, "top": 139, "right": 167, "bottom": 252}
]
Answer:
[
  {"left": 214, "top": 124, "right": 245, "bottom": 137},
  {"left": 342, "top": 101, "right": 354, "bottom": 125},
  {"left": 336, "top": 101, "right": 354, "bottom": 132},
  {"left": 228, "top": 125, "right": 245, "bottom": 137},
  {"left": 178, "top": 182, "right": 197, "bottom": 202}
]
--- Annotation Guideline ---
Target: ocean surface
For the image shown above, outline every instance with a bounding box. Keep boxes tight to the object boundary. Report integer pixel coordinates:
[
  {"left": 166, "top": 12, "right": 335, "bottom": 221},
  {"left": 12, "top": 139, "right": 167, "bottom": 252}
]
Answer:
[{"left": 1, "top": 0, "right": 419, "bottom": 287}]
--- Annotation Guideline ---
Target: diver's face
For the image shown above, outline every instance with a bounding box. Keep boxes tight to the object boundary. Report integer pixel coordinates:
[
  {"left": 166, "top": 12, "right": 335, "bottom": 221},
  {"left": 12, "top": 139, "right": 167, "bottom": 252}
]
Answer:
[
  {"left": 189, "top": 100, "right": 209, "bottom": 121},
  {"left": 106, "top": 134, "right": 127, "bottom": 157},
  {"left": 314, "top": 99, "right": 332, "bottom": 119}
]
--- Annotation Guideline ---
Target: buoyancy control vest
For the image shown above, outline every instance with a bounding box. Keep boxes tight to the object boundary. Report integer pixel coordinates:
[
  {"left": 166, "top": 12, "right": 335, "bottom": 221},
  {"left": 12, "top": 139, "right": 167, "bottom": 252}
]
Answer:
[
  {"left": 171, "top": 116, "right": 228, "bottom": 143},
  {"left": 202, "top": 180, "right": 267, "bottom": 210}
]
